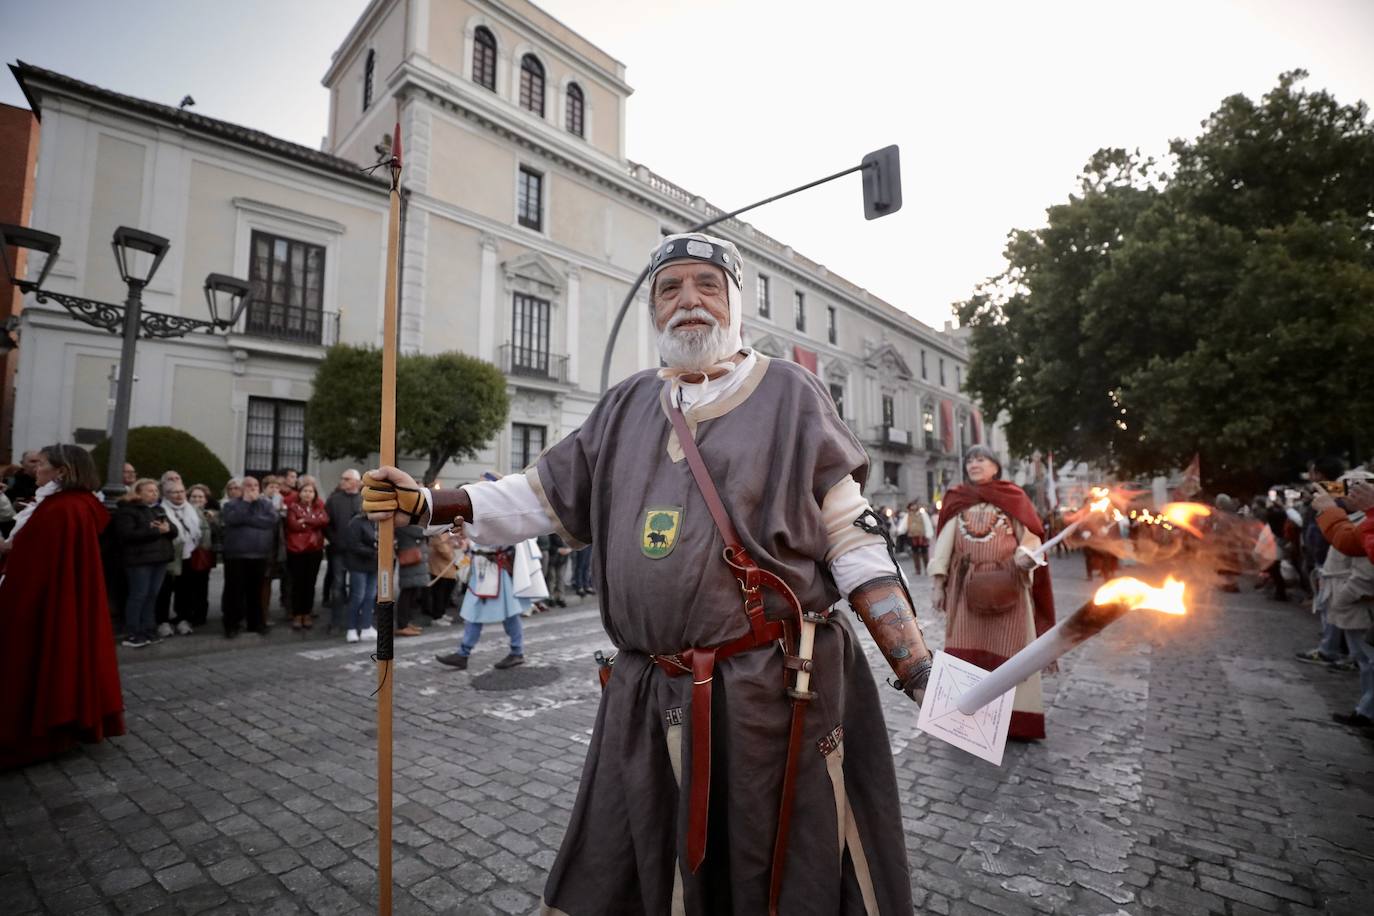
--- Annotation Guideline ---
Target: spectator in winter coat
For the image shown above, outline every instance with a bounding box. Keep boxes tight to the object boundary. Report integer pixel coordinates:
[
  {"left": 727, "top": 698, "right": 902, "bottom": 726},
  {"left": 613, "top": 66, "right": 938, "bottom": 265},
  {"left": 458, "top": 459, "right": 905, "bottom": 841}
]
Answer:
[
  {"left": 220, "top": 477, "right": 279, "bottom": 638},
  {"left": 342, "top": 513, "right": 378, "bottom": 643},
  {"left": 284, "top": 481, "right": 330, "bottom": 630},
  {"left": 155, "top": 479, "right": 204, "bottom": 637},
  {"left": 324, "top": 470, "right": 363, "bottom": 633},
  {"left": 395, "top": 524, "right": 428, "bottom": 637},
  {"left": 1310, "top": 481, "right": 1374, "bottom": 731},
  {"left": 426, "top": 530, "right": 461, "bottom": 624},
  {"left": 540, "top": 531, "right": 570, "bottom": 608},
  {"left": 113, "top": 479, "right": 176, "bottom": 647}
]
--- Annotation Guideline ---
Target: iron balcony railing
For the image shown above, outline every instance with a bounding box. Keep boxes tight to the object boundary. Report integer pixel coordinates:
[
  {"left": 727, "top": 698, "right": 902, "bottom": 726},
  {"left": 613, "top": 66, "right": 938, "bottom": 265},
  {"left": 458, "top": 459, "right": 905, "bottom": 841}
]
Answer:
[
  {"left": 873, "top": 425, "right": 913, "bottom": 452},
  {"left": 500, "top": 343, "right": 570, "bottom": 384},
  {"left": 241, "top": 307, "right": 340, "bottom": 347}
]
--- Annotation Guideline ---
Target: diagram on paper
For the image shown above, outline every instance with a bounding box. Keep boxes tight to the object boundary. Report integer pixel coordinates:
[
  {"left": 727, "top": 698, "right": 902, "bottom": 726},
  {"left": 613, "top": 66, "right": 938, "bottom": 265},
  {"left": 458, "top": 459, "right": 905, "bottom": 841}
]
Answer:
[{"left": 915, "top": 651, "right": 1014, "bottom": 766}]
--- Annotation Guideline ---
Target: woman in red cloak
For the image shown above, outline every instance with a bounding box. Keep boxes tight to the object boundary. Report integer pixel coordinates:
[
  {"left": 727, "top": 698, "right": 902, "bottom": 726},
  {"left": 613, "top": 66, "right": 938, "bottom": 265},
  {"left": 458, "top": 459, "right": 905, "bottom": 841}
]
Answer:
[
  {"left": 0, "top": 444, "right": 125, "bottom": 768},
  {"left": 930, "top": 446, "right": 1056, "bottom": 740}
]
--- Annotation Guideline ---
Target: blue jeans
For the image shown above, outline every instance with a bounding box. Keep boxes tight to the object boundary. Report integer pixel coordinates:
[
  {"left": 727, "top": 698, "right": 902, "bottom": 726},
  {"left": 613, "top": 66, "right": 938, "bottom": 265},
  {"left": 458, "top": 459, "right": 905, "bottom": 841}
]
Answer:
[
  {"left": 1342, "top": 629, "right": 1374, "bottom": 719},
  {"left": 328, "top": 549, "right": 351, "bottom": 627},
  {"left": 1319, "top": 620, "right": 1347, "bottom": 659},
  {"left": 572, "top": 547, "right": 593, "bottom": 592},
  {"left": 348, "top": 570, "right": 377, "bottom": 632},
  {"left": 459, "top": 615, "right": 523, "bottom": 657},
  {"left": 125, "top": 563, "right": 166, "bottom": 641}
]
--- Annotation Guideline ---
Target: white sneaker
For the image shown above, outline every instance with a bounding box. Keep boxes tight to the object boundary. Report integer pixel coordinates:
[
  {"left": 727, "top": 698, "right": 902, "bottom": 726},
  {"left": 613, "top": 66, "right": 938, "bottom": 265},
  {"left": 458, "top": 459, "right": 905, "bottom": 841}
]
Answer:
[
  {"left": 176, "top": 620, "right": 193, "bottom": 635},
  {"left": 361, "top": 627, "right": 378, "bottom": 641},
  {"left": 157, "top": 622, "right": 174, "bottom": 638},
  {"left": 346, "top": 629, "right": 360, "bottom": 643}
]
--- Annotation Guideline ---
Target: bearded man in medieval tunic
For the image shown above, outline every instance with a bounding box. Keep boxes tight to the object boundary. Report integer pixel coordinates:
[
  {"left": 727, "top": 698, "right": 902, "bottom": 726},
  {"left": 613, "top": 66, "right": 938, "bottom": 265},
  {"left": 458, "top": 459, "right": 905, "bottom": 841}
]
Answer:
[
  {"left": 363, "top": 233, "right": 935, "bottom": 915},
  {"left": 930, "top": 445, "right": 1056, "bottom": 740}
]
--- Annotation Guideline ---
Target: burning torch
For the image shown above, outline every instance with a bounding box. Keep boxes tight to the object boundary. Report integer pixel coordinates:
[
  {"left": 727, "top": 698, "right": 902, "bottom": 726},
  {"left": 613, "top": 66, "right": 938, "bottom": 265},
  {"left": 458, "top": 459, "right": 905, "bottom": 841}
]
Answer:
[{"left": 956, "top": 575, "right": 1187, "bottom": 716}]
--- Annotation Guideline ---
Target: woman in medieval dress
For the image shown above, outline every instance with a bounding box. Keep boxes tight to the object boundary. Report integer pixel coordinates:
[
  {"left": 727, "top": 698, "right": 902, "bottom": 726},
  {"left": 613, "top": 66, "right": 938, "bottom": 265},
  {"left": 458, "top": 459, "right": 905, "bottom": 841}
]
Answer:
[{"left": 929, "top": 445, "right": 1056, "bottom": 740}]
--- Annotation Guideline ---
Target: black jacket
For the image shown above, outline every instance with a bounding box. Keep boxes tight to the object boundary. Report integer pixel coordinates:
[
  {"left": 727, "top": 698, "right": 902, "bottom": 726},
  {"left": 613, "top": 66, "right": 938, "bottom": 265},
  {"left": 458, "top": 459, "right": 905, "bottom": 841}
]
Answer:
[
  {"left": 343, "top": 514, "right": 378, "bottom": 573},
  {"left": 325, "top": 489, "right": 362, "bottom": 547},
  {"left": 113, "top": 502, "right": 176, "bottom": 568}
]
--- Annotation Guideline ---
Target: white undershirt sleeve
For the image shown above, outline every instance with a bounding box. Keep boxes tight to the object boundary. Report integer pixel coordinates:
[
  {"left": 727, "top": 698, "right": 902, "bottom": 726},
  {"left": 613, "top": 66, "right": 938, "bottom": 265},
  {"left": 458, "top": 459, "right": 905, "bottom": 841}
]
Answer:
[
  {"left": 830, "top": 543, "right": 905, "bottom": 595},
  {"left": 417, "top": 476, "right": 557, "bottom": 544},
  {"left": 820, "top": 474, "right": 907, "bottom": 595}
]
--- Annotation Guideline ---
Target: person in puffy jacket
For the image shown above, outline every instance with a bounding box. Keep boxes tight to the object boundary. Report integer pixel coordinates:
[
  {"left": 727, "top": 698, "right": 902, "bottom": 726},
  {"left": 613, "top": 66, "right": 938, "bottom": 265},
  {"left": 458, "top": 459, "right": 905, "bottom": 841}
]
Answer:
[
  {"left": 342, "top": 512, "right": 378, "bottom": 644},
  {"left": 113, "top": 479, "right": 176, "bottom": 648},
  {"left": 220, "top": 477, "right": 279, "bottom": 638},
  {"left": 284, "top": 480, "right": 330, "bottom": 630}
]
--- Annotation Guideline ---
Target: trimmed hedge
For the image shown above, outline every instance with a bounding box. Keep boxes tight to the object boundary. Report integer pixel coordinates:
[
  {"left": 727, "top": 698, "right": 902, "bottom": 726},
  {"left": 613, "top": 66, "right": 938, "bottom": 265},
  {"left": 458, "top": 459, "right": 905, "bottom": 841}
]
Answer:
[{"left": 92, "top": 426, "right": 231, "bottom": 494}]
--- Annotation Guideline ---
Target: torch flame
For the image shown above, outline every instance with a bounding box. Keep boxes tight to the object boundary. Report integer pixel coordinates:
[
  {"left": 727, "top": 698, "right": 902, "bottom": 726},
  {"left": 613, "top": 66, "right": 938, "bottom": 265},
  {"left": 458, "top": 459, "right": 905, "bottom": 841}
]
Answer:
[
  {"left": 1157, "top": 502, "right": 1211, "bottom": 538},
  {"left": 1093, "top": 576, "right": 1188, "bottom": 615}
]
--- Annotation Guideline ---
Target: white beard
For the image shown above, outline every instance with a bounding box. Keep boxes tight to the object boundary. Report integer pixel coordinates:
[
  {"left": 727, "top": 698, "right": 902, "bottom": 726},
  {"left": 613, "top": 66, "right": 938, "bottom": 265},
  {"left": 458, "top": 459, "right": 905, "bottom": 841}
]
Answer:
[{"left": 656, "top": 309, "right": 733, "bottom": 372}]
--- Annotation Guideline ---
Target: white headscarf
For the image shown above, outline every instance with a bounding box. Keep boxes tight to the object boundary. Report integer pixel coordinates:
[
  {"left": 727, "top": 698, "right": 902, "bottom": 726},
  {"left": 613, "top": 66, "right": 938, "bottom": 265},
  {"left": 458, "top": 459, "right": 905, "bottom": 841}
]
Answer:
[{"left": 647, "top": 232, "right": 745, "bottom": 377}]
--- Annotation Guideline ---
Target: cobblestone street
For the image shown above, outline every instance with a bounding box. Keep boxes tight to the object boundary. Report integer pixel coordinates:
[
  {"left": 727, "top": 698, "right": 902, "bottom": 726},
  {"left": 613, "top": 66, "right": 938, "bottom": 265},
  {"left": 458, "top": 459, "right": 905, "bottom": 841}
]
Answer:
[{"left": 3, "top": 557, "right": 1372, "bottom": 915}]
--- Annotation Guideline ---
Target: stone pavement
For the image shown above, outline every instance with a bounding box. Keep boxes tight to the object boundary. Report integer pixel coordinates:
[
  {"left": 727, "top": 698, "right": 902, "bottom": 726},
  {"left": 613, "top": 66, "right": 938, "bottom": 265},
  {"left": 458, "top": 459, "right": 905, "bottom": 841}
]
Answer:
[{"left": 2, "top": 557, "right": 1372, "bottom": 915}]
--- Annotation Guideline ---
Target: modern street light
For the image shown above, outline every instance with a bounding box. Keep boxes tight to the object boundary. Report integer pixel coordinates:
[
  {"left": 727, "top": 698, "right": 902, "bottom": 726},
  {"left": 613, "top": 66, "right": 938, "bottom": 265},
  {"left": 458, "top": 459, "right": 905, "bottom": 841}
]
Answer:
[
  {"left": 1, "top": 221, "right": 253, "bottom": 504},
  {"left": 599, "top": 144, "right": 903, "bottom": 393}
]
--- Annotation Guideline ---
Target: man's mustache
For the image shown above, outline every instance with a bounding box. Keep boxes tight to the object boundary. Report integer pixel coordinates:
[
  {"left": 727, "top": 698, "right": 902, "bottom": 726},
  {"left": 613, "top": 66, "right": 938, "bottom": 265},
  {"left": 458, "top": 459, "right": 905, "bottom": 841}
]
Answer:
[{"left": 666, "top": 308, "right": 718, "bottom": 331}]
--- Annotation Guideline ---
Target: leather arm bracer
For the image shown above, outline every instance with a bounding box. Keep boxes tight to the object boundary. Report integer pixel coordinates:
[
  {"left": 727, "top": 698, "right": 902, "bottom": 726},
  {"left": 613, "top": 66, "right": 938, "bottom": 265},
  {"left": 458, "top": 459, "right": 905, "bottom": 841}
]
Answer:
[
  {"left": 850, "top": 575, "right": 933, "bottom": 703},
  {"left": 429, "top": 486, "right": 472, "bottom": 526}
]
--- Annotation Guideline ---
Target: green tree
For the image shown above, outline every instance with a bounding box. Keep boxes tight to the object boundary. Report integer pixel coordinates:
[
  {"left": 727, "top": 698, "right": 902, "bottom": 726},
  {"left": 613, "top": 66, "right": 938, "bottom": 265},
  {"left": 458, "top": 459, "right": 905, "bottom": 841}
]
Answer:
[
  {"left": 397, "top": 350, "right": 510, "bottom": 485},
  {"left": 306, "top": 345, "right": 510, "bottom": 485},
  {"left": 649, "top": 512, "right": 675, "bottom": 533},
  {"left": 958, "top": 72, "right": 1374, "bottom": 493}
]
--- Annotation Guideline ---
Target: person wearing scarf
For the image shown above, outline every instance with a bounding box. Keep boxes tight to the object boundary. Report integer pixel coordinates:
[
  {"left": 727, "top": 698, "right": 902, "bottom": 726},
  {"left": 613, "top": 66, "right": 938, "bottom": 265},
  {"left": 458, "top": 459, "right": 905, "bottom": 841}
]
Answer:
[
  {"left": 157, "top": 479, "right": 204, "bottom": 635},
  {"left": 930, "top": 445, "right": 1057, "bottom": 740}
]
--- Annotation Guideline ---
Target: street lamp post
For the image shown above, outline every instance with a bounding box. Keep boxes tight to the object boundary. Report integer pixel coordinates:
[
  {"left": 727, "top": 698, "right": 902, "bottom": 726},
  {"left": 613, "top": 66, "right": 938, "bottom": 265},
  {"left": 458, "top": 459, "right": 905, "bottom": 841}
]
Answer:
[{"left": 1, "top": 222, "right": 253, "bottom": 504}]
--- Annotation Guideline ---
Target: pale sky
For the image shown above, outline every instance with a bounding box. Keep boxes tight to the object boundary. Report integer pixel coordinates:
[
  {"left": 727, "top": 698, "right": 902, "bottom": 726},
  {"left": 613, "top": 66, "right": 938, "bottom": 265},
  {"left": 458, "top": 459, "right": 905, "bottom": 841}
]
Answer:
[{"left": 3, "top": 0, "right": 1372, "bottom": 330}]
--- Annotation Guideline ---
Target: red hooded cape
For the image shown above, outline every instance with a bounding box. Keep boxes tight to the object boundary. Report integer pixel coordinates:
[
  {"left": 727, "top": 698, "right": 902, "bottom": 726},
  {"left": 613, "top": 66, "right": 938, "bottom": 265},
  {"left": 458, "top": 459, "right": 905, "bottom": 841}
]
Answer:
[
  {"left": 937, "top": 480, "right": 1056, "bottom": 638},
  {"left": 0, "top": 490, "right": 125, "bottom": 768}
]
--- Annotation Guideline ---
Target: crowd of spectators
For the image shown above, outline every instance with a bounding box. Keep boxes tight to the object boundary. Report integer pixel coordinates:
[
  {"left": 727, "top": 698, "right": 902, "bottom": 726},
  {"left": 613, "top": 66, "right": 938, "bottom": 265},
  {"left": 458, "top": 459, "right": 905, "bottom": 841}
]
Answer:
[{"left": 0, "top": 451, "right": 598, "bottom": 651}]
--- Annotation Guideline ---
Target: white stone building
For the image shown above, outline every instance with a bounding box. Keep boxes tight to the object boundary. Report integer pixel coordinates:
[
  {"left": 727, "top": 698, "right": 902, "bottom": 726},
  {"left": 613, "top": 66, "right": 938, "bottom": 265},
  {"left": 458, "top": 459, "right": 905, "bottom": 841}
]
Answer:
[{"left": 8, "top": 0, "right": 995, "bottom": 504}]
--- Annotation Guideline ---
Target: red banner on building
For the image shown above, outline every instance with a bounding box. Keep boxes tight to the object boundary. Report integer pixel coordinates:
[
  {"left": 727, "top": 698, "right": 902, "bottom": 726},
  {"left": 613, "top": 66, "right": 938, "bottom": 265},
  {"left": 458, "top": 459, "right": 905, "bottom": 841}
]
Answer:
[
  {"left": 940, "top": 400, "right": 955, "bottom": 453},
  {"left": 971, "top": 409, "right": 983, "bottom": 445},
  {"left": 792, "top": 345, "right": 818, "bottom": 374}
]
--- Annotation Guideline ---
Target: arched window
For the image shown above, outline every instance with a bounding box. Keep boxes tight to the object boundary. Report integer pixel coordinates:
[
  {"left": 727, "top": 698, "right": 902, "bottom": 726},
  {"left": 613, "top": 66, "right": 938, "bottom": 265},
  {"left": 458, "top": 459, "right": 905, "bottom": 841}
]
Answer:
[
  {"left": 362, "top": 49, "right": 375, "bottom": 111},
  {"left": 565, "top": 82, "right": 584, "bottom": 137},
  {"left": 519, "top": 54, "right": 545, "bottom": 117},
  {"left": 472, "top": 27, "right": 497, "bottom": 91}
]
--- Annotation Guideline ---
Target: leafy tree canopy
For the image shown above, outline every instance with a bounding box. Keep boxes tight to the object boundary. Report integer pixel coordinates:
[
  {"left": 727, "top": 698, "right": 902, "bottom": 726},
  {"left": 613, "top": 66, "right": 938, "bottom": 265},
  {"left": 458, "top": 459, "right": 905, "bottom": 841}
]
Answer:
[
  {"left": 958, "top": 71, "right": 1374, "bottom": 493},
  {"left": 307, "top": 345, "right": 510, "bottom": 484}
]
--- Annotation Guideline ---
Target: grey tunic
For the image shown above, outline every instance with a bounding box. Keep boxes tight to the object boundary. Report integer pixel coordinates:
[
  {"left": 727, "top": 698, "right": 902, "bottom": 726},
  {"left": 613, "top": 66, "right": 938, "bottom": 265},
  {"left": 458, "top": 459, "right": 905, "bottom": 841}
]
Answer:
[{"left": 533, "top": 355, "right": 913, "bottom": 915}]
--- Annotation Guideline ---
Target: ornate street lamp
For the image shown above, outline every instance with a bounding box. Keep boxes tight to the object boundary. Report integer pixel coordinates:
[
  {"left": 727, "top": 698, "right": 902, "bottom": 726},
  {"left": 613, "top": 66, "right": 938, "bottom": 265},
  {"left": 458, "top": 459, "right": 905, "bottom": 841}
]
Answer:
[
  {"left": 110, "top": 226, "right": 170, "bottom": 288},
  {"left": 203, "top": 273, "right": 254, "bottom": 329},
  {"left": 1, "top": 221, "right": 253, "bottom": 504},
  {"left": 0, "top": 224, "right": 61, "bottom": 293}
]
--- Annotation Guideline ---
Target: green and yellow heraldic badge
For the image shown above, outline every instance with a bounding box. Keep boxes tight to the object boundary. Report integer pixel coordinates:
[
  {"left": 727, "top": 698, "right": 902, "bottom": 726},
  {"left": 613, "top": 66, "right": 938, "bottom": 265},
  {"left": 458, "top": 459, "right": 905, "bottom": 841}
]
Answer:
[{"left": 641, "top": 507, "right": 683, "bottom": 559}]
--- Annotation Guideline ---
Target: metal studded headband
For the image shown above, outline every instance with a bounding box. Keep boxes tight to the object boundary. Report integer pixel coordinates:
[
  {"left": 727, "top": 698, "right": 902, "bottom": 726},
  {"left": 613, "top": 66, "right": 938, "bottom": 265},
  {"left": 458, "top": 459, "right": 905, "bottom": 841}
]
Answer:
[{"left": 648, "top": 235, "right": 743, "bottom": 288}]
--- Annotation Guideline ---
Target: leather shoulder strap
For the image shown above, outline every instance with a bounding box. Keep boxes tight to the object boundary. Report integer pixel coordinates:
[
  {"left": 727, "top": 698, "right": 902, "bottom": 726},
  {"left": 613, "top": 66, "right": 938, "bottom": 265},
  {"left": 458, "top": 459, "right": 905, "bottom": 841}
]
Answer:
[{"left": 667, "top": 403, "right": 745, "bottom": 553}]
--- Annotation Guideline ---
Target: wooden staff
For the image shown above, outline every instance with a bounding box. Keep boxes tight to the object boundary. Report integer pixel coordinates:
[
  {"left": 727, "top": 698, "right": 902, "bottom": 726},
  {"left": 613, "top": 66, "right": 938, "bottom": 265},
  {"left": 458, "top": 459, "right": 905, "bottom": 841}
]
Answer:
[{"left": 375, "top": 120, "right": 402, "bottom": 916}]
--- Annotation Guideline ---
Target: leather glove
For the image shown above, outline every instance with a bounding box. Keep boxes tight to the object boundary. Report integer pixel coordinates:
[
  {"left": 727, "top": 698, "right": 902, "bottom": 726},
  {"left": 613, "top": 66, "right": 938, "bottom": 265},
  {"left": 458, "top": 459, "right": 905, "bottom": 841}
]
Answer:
[{"left": 361, "top": 470, "right": 424, "bottom": 522}]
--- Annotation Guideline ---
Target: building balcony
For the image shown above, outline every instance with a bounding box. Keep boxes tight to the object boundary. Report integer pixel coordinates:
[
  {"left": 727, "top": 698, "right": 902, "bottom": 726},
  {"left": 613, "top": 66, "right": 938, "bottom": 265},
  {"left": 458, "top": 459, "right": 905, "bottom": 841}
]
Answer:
[
  {"left": 241, "top": 307, "right": 340, "bottom": 347},
  {"left": 871, "top": 425, "right": 912, "bottom": 452},
  {"left": 500, "top": 343, "right": 570, "bottom": 385}
]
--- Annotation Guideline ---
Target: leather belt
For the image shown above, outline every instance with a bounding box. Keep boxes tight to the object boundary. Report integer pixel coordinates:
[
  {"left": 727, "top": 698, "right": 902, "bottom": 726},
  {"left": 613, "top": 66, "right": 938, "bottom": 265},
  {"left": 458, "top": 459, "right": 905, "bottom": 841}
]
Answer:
[{"left": 651, "top": 614, "right": 785, "bottom": 873}]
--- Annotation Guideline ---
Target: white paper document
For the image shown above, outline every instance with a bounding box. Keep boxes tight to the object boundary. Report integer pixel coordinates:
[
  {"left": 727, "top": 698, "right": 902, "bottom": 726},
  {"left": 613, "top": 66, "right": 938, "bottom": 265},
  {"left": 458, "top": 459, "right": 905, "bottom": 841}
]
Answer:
[{"left": 915, "top": 651, "right": 1014, "bottom": 766}]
